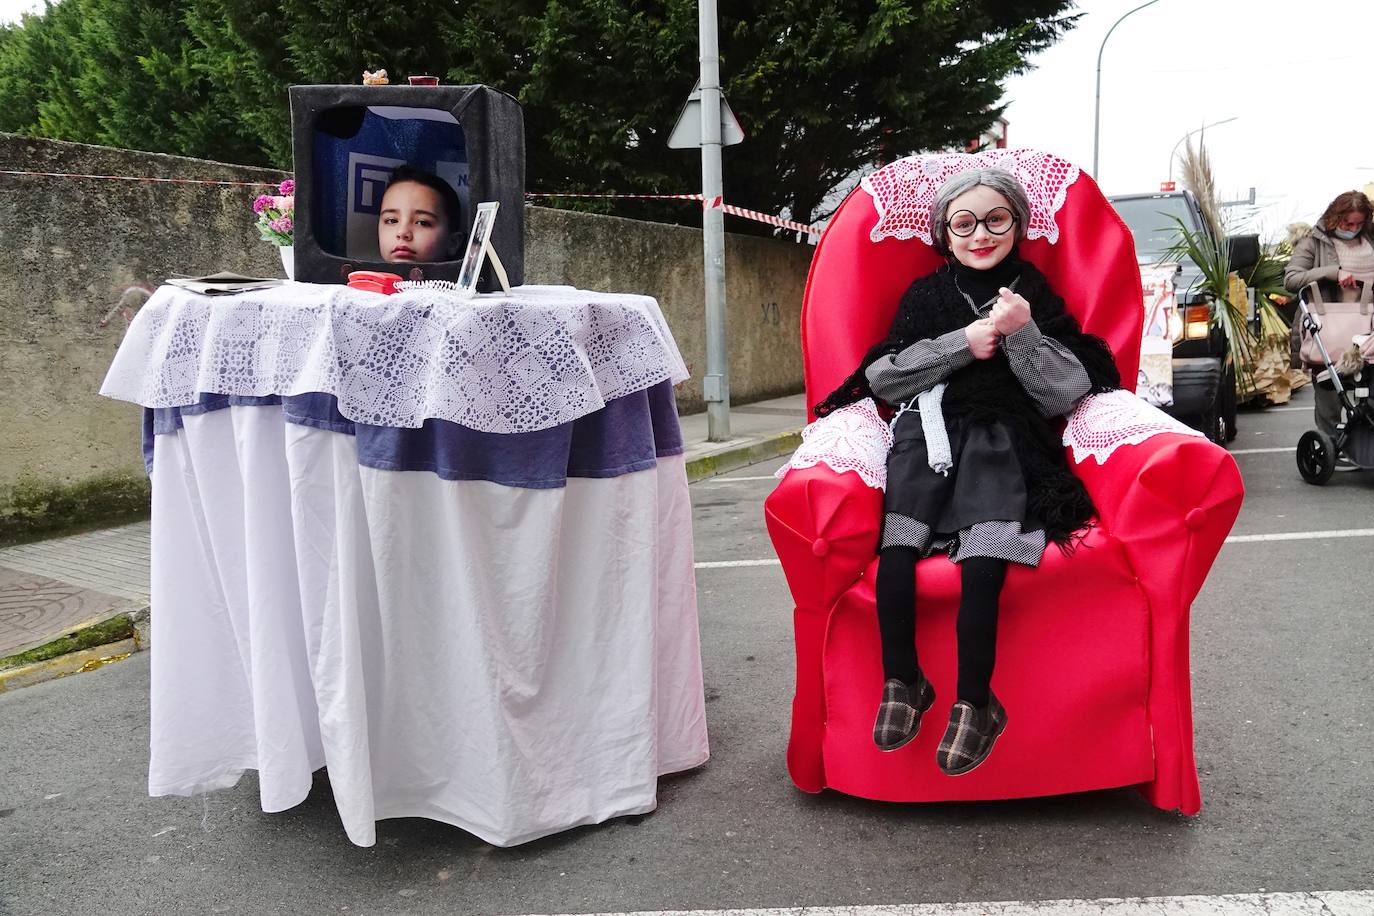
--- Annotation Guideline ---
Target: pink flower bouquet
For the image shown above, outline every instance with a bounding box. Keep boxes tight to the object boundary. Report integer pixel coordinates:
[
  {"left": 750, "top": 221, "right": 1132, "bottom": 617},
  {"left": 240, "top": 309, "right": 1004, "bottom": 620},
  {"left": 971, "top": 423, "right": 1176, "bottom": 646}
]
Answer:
[{"left": 253, "top": 178, "right": 295, "bottom": 246}]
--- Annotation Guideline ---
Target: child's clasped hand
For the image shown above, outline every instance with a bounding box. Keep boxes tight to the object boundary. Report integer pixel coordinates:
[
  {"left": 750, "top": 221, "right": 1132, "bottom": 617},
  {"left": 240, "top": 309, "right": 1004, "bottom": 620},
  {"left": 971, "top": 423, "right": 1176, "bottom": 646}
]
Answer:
[
  {"left": 964, "top": 318, "right": 1000, "bottom": 359},
  {"left": 991, "top": 287, "right": 1031, "bottom": 337},
  {"left": 966, "top": 288, "right": 1031, "bottom": 359}
]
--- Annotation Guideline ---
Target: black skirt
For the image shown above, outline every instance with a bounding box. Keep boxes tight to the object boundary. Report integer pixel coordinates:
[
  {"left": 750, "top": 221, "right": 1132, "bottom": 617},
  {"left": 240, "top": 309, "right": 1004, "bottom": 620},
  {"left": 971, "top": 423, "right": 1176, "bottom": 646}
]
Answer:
[{"left": 882, "top": 410, "right": 1046, "bottom": 564}]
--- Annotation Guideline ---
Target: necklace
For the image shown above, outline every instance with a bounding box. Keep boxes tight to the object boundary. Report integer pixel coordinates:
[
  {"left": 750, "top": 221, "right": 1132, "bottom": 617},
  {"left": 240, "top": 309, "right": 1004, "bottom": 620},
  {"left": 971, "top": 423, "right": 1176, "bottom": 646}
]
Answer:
[{"left": 951, "top": 271, "right": 1021, "bottom": 317}]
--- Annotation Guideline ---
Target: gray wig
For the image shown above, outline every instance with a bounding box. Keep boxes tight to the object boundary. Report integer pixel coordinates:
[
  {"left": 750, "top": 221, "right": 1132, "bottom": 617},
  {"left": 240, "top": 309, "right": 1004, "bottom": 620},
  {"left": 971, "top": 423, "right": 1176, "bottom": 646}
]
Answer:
[{"left": 929, "top": 167, "right": 1031, "bottom": 256}]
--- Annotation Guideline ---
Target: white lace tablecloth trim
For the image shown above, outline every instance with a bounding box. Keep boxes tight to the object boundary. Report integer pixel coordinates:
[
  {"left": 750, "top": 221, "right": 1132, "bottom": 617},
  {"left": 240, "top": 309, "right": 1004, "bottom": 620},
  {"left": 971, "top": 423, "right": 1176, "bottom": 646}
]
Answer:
[
  {"left": 860, "top": 149, "right": 1081, "bottom": 245},
  {"left": 775, "top": 399, "right": 892, "bottom": 490},
  {"left": 100, "top": 283, "right": 690, "bottom": 434},
  {"left": 1063, "top": 390, "right": 1207, "bottom": 464}
]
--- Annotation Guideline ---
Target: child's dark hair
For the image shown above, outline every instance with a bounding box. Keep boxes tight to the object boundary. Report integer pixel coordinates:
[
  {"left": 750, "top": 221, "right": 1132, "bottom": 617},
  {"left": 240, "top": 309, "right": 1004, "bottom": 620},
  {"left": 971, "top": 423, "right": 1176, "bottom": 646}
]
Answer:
[{"left": 386, "top": 164, "right": 463, "bottom": 228}]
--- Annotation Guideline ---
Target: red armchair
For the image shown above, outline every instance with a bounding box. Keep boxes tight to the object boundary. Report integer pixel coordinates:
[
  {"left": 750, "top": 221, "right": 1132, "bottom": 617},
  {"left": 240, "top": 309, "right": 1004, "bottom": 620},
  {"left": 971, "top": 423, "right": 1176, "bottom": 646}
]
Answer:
[{"left": 764, "top": 152, "right": 1243, "bottom": 814}]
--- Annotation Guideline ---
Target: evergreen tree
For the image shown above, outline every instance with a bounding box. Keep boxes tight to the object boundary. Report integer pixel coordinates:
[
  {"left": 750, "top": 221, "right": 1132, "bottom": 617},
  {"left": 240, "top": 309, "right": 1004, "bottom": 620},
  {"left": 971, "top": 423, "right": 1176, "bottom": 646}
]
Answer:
[
  {"left": 441, "top": 0, "right": 1076, "bottom": 227},
  {"left": 0, "top": 0, "right": 263, "bottom": 164},
  {"left": 0, "top": 0, "right": 1076, "bottom": 229},
  {"left": 0, "top": 2, "right": 88, "bottom": 144}
]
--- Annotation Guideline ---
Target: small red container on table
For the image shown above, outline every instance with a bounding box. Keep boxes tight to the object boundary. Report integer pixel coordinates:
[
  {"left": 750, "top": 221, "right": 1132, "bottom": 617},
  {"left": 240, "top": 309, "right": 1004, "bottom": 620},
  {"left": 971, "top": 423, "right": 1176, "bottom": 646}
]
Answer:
[{"left": 346, "top": 271, "right": 404, "bottom": 295}]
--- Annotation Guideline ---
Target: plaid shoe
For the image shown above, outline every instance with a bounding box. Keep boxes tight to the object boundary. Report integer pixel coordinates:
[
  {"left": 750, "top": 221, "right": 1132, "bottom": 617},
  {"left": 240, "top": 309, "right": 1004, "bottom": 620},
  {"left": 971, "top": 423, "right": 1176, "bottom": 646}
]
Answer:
[
  {"left": 936, "top": 692, "right": 1007, "bottom": 776},
  {"left": 873, "top": 674, "right": 935, "bottom": 751}
]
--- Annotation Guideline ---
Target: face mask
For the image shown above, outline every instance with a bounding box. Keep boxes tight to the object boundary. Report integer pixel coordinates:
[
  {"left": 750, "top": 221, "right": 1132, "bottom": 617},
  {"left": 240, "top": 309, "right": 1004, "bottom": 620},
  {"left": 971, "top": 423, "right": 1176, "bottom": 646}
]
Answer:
[{"left": 1333, "top": 228, "right": 1361, "bottom": 240}]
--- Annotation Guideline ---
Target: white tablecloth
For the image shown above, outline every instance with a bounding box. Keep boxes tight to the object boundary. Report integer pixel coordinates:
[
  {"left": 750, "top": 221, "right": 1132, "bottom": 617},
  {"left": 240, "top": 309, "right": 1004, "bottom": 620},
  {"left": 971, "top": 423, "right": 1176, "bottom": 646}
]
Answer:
[{"left": 105, "top": 283, "right": 709, "bottom": 847}]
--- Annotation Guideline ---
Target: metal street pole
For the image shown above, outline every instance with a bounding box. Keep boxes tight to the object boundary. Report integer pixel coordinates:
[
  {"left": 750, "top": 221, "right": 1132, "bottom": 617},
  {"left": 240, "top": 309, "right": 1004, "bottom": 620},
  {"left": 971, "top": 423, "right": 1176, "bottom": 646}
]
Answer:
[
  {"left": 1168, "top": 117, "right": 1237, "bottom": 183},
  {"left": 698, "top": 0, "right": 730, "bottom": 441},
  {"left": 1092, "top": 0, "right": 1163, "bottom": 182}
]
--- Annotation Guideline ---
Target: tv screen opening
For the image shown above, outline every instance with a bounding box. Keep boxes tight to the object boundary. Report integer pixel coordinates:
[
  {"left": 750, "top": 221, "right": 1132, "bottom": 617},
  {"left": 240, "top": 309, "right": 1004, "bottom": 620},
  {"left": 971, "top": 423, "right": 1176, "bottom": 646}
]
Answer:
[{"left": 311, "top": 105, "right": 469, "bottom": 263}]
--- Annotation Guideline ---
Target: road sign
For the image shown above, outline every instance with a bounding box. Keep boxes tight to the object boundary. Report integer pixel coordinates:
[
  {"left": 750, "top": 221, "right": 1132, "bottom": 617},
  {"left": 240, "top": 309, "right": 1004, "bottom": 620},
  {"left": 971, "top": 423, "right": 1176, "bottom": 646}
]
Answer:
[
  {"left": 1160, "top": 180, "right": 1177, "bottom": 192},
  {"left": 668, "top": 80, "right": 745, "bottom": 149}
]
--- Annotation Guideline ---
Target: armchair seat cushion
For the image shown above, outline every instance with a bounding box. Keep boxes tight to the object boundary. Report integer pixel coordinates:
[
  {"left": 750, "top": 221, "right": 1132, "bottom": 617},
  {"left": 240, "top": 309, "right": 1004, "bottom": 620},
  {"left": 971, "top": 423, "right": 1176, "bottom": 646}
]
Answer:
[{"left": 817, "top": 526, "right": 1155, "bottom": 801}]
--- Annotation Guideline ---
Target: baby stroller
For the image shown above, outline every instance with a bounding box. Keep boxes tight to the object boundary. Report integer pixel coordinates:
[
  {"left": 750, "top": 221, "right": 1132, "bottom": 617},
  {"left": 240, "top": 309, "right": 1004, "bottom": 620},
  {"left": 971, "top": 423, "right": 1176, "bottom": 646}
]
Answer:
[{"left": 1294, "top": 284, "right": 1374, "bottom": 484}]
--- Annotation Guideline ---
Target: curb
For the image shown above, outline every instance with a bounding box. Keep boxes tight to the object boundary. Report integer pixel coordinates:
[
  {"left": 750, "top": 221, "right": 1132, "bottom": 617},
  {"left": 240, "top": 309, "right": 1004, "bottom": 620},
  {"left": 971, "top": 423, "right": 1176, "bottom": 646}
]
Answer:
[
  {"left": 0, "top": 635, "right": 142, "bottom": 694},
  {"left": 0, "top": 604, "right": 149, "bottom": 695},
  {"left": 684, "top": 429, "right": 802, "bottom": 483}
]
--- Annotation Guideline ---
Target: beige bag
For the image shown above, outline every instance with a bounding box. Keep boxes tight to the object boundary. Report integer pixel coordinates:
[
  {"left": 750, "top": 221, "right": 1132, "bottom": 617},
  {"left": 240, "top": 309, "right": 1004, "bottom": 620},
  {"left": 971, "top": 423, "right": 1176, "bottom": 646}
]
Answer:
[{"left": 1298, "top": 280, "right": 1374, "bottom": 370}]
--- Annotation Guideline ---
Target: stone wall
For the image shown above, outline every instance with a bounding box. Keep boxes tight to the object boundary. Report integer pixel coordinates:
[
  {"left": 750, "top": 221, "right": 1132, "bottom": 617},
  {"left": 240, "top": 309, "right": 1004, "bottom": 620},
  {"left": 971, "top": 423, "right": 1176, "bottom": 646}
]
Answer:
[
  {"left": 524, "top": 207, "right": 809, "bottom": 413},
  {"left": 0, "top": 134, "right": 808, "bottom": 539}
]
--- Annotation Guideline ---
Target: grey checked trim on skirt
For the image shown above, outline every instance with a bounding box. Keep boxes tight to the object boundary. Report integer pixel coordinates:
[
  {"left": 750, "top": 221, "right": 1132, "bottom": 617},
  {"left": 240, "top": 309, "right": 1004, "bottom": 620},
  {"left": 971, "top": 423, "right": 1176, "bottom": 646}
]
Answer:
[
  {"left": 881, "top": 512, "right": 934, "bottom": 550},
  {"left": 950, "top": 520, "right": 1046, "bottom": 567},
  {"left": 936, "top": 691, "right": 1008, "bottom": 776},
  {"left": 883, "top": 514, "right": 1045, "bottom": 567},
  {"left": 873, "top": 675, "right": 936, "bottom": 751}
]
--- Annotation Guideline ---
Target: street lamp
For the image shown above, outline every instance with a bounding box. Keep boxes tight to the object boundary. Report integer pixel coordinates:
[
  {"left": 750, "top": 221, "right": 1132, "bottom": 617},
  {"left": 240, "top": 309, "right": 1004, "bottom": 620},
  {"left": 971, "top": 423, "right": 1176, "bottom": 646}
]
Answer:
[
  {"left": 1168, "top": 117, "right": 1238, "bottom": 183},
  {"left": 1093, "top": 0, "right": 1163, "bottom": 181}
]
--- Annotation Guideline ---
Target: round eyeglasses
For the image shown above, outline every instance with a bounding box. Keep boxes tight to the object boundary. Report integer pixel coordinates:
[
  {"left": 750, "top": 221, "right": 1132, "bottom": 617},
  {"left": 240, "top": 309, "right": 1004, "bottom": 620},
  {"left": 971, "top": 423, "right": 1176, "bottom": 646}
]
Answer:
[{"left": 946, "top": 207, "right": 1016, "bottom": 238}]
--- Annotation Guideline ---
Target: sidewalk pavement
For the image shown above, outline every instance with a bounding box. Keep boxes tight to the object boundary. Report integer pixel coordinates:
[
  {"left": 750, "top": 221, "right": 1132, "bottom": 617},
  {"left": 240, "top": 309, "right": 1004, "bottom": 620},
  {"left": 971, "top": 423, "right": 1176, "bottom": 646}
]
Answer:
[{"left": 0, "top": 391, "right": 808, "bottom": 689}]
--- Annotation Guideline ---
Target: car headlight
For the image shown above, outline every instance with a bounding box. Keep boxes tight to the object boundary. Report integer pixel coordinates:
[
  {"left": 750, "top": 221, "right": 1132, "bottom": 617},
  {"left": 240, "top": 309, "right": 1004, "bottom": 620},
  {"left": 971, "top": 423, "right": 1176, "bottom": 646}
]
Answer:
[{"left": 1182, "top": 303, "right": 1211, "bottom": 341}]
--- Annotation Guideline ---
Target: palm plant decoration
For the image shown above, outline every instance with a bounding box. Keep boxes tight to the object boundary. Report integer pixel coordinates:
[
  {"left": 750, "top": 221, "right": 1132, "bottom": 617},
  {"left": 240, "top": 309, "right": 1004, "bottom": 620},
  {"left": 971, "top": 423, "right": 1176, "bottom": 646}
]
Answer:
[{"left": 1164, "top": 139, "right": 1292, "bottom": 400}]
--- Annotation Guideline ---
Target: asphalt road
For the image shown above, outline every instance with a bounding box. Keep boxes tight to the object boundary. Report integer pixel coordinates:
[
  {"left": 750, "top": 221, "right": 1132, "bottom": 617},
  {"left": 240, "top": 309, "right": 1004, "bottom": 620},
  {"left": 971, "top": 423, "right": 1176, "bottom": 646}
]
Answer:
[{"left": 1, "top": 385, "right": 1372, "bottom": 916}]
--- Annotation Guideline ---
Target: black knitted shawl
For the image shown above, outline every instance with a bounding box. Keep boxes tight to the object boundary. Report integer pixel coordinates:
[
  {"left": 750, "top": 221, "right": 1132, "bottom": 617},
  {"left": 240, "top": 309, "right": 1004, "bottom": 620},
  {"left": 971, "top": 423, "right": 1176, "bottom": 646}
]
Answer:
[{"left": 814, "top": 258, "right": 1121, "bottom": 547}]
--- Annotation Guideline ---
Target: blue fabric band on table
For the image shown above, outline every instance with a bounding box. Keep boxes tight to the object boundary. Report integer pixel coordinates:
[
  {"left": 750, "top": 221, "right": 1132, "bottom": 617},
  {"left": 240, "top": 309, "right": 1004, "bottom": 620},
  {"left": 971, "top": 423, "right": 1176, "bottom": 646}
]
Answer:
[{"left": 143, "top": 380, "right": 684, "bottom": 489}]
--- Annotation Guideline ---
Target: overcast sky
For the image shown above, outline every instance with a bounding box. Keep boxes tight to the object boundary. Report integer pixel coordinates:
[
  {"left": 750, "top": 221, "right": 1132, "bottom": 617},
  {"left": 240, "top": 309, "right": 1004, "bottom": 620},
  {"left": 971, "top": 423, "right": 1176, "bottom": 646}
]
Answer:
[
  {"left": 4, "top": 0, "right": 1371, "bottom": 238},
  {"left": 1000, "top": 0, "right": 1374, "bottom": 238},
  {"left": 0, "top": 0, "right": 38, "bottom": 22}
]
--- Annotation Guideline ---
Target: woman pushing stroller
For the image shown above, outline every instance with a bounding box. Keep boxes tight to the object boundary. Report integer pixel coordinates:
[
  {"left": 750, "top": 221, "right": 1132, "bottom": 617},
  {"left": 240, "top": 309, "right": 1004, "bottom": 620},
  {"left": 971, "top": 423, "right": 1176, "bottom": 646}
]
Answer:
[
  {"left": 1285, "top": 191, "right": 1374, "bottom": 466},
  {"left": 1285, "top": 191, "right": 1374, "bottom": 479},
  {"left": 814, "top": 168, "right": 1120, "bottom": 775}
]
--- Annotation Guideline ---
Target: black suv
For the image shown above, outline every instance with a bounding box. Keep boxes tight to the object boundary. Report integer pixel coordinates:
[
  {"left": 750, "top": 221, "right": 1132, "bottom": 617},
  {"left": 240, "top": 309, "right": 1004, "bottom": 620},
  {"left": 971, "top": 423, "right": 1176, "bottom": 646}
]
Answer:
[{"left": 1108, "top": 190, "right": 1260, "bottom": 443}]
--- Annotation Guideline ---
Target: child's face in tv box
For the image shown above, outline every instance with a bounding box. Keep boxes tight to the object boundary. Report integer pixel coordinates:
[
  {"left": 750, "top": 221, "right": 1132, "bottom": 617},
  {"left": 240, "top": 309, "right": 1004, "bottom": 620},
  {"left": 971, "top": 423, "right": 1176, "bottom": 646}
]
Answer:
[{"left": 378, "top": 181, "right": 455, "bottom": 263}]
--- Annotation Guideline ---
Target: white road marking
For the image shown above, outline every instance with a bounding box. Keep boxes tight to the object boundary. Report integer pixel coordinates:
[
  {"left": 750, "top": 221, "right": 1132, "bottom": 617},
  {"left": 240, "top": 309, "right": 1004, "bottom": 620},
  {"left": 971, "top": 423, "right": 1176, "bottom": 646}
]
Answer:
[
  {"left": 708, "top": 448, "right": 1326, "bottom": 468},
  {"left": 703, "top": 452, "right": 1308, "bottom": 469},
  {"left": 695, "top": 558, "right": 780, "bottom": 569},
  {"left": 523, "top": 888, "right": 1374, "bottom": 916},
  {"left": 693, "top": 529, "right": 1374, "bottom": 568},
  {"left": 1225, "top": 528, "right": 1374, "bottom": 543}
]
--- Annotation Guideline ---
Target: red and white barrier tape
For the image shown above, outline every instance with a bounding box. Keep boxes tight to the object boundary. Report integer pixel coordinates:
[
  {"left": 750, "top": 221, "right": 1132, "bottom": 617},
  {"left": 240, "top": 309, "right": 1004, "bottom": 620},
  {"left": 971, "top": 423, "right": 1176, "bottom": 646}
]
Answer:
[
  {"left": 0, "top": 169, "right": 821, "bottom": 234},
  {"left": 527, "top": 190, "right": 819, "bottom": 234},
  {"left": 526, "top": 191, "right": 699, "bottom": 202},
  {"left": 720, "top": 202, "right": 815, "bottom": 234}
]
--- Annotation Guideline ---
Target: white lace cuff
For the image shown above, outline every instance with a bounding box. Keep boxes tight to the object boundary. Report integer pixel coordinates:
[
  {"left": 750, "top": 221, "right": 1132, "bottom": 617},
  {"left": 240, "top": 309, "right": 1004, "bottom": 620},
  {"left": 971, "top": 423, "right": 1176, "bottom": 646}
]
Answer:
[
  {"left": 1062, "top": 390, "right": 1206, "bottom": 464},
  {"left": 775, "top": 398, "right": 892, "bottom": 490}
]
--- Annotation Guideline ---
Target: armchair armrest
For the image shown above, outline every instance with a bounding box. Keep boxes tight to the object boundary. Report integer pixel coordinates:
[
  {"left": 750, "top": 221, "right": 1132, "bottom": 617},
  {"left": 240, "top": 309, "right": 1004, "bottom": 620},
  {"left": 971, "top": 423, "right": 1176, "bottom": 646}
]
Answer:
[
  {"left": 1066, "top": 392, "right": 1244, "bottom": 610},
  {"left": 765, "top": 466, "right": 883, "bottom": 612},
  {"left": 765, "top": 400, "right": 891, "bottom": 611},
  {"left": 1065, "top": 392, "right": 1244, "bottom": 815},
  {"left": 764, "top": 399, "right": 893, "bottom": 793}
]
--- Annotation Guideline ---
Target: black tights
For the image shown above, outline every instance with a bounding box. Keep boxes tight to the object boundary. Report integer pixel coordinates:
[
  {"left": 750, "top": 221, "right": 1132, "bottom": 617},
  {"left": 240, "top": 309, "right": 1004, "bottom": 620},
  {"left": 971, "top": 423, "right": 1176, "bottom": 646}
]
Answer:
[{"left": 875, "top": 546, "right": 1008, "bottom": 707}]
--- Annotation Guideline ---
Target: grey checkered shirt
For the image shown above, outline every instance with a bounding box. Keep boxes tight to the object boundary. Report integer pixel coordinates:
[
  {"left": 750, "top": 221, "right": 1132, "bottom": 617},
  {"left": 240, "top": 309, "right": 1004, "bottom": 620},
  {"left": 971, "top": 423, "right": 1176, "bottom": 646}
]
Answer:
[{"left": 864, "top": 318, "right": 1091, "bottom": 418}]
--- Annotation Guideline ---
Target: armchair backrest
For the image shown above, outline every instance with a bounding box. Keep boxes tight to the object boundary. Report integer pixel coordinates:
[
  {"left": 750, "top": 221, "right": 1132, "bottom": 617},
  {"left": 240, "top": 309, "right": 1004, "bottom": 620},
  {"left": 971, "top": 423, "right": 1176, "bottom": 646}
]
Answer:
[{"left": 802, "top": 150, "right": 1143, "bottom": 419}]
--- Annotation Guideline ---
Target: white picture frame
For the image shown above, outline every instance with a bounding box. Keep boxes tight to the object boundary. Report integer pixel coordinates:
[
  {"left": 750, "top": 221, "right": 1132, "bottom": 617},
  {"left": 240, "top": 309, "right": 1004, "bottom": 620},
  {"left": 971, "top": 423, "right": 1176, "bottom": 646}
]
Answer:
[{"left": 455, "top": 201, "right": 510, "bottom": 296}]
